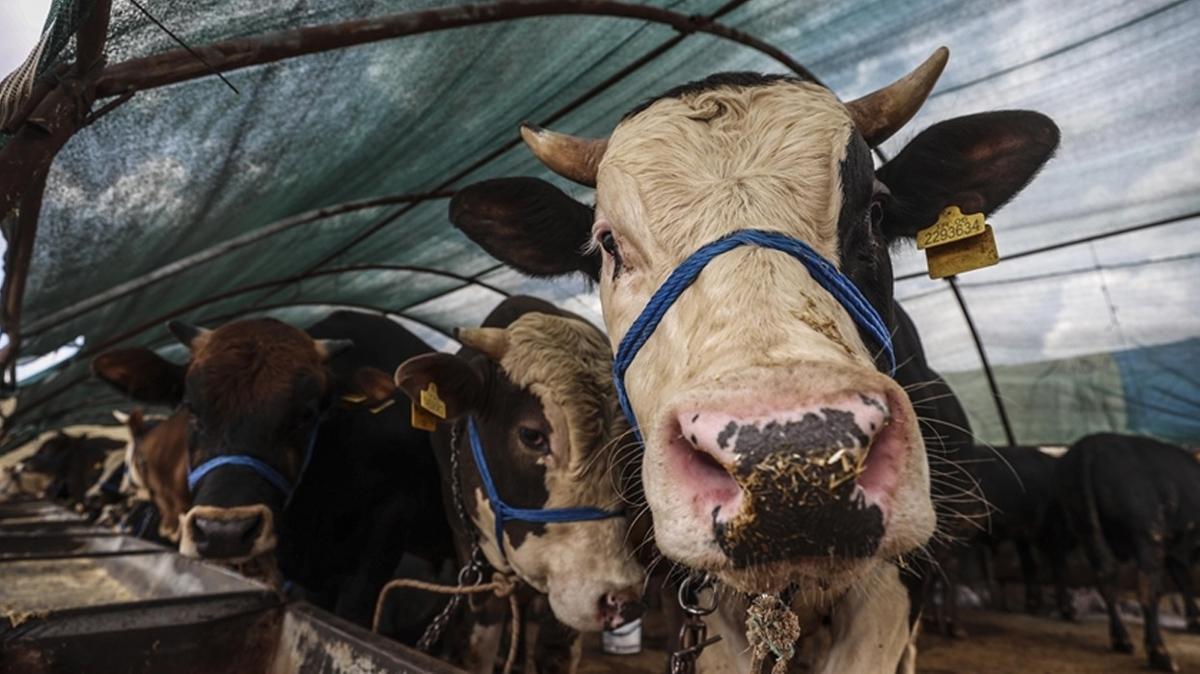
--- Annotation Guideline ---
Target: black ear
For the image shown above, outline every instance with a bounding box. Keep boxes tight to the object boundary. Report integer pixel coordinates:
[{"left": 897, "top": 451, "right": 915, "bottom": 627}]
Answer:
[
  {"left": 876, "top": 111, "right": 1059, "bottom": 240},
  {"left": 450, "top": 177, "right": 599, "bottom": 281},
  {"left": 91, "top": 348, "right": 187, "bottom": 406},
  {"left": 393, "top": 354, "right": 484, "bottom": 423}
]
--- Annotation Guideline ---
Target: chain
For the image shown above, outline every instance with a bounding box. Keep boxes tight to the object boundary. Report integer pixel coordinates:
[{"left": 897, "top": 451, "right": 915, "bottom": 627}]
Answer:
[
  {"left": 669, "top": 574, "right": 722, "bottom": 674},
  {"left": 414, "top": 422, "right": 489, "bottom": 652}
]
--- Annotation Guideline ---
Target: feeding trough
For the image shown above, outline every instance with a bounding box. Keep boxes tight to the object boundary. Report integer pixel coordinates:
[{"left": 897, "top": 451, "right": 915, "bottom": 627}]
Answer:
[{"left": 0, "top": 502, "right": 464, "bottom": 674}]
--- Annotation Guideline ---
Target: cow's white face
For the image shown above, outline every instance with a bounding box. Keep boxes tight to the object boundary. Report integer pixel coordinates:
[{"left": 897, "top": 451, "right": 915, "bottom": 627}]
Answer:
[
  {"left": 448, "top": 48, "right": 1059, "bottom": 598},
  {"left": 396, "top": 308, "right": 645, "bottom": 632},
  {"left": 591, "top": 81, "right": 931, "bottom": 592}
]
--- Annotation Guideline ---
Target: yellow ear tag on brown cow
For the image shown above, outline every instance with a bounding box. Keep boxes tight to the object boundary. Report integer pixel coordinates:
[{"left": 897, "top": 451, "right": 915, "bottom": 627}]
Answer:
[
  {"left": 419, "top": 383, "right": 447, "bottom": 419},
  {"left": 411, "top": 403, "right": 438, "bottom": 431},
  {"left": 918, "top": 206, "right": 1000, "bottom": 279}
]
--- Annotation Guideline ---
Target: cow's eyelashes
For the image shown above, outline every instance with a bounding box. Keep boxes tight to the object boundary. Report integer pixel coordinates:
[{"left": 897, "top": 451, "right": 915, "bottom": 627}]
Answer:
[
  {"left": 517, "top": 426, "right": 551, "bottom": 454},
  {"left": 868, "top": 197, "right": 885, "bottom": 230},
  {"left": 596, "top": 229, "right": 624, "bottom": 277}
]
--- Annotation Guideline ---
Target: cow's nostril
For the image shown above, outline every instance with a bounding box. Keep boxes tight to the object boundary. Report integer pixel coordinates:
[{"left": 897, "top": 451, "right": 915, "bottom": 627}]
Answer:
[{"left": 192, "top": 513, "right": 265, "bottom": 559}]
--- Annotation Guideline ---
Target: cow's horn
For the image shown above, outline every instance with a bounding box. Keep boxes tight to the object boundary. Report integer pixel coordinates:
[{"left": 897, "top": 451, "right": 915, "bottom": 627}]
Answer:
[
  {"left": 315, "top": 339, "right": 354, "bottom": 361},
  {"left": 456, "top": 327, "right": 509, "bottom": 362},
  {"left": 166, "top": 320, "right": 211, "bottom": 351},
  {"left": 112, "top": 410, "right": 130, "bottom": 424},
  {"left": 520, "top": 123, "right": 607, "bottom": 187},
  {"left": 846, "top": 47, "right": 949, "bottom": 147}
]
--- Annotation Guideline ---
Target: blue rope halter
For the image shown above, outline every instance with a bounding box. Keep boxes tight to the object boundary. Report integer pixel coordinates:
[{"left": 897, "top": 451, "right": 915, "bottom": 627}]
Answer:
[
  {"left": 612, "top": 228, "right": 896, "bottom": 442},
  {"left": 466, "top": 416, "right": 622, "bottom": 562},
  {"left": 186, "top": 427, "right": 319, "bottom": 502}
]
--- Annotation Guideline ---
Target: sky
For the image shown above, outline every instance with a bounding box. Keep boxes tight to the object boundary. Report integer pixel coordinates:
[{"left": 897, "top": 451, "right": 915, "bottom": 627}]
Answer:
[{"left": 0, "top": 0, "right": 52, "bottom": 74}]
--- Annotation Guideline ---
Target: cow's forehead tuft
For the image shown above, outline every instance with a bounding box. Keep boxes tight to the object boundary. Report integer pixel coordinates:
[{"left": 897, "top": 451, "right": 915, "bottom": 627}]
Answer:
[
  {"left": 498, "top": 313, "right": 617, "bottom": 455},
  {"left": 621, "top": 72, "right": 816, "bottom": 122}
]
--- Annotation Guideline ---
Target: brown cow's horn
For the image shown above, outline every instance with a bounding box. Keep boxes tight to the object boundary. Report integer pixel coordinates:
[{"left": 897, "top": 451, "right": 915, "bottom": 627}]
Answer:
[
  {"left": 456, "top": 327, "right": 509, "bottom": 362},
  {"left": 846, "top": 47, "right": 949, "bottom": 147},
  {"left": 314, "top": 339, "right": 354, "bottom": 361},
  {"left": 166, "top": 320, "right": 211, "bottom": 351},
  {"left": 520, "top": 122, "right": 607, "bottom": 187}
]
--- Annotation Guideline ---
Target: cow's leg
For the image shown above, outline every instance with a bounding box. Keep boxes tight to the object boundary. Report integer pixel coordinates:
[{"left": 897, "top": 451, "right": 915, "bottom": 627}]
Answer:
[
  {"left": 1047, "top": 543, "right": 1074, "bottom": 621},
  {"left": 1096, "top": 570, "right": 1133, "bottom": 654},
  {"left": 464, "top": 602, "right": 507, "bottom": 674},
  {"left": 532, "top": 610, "right": 580, "bottom": 674},
  {"left": 333, "top": 499, "right": 410, "bottom": 627},
  {"left": 939, "top": 551, "right": 966, "bottom": 638},
  {"left": 1165, "top": 551, "right": 1200, "bottom": 633},
  {"left": 818, "top": 563, "right": 912, "bottom": 674},
  {"left": 979, "top": 545, "right": 1000, "bottom": 610},
  {"left": 1016, "top": 539, "right": 1042, "bottom": 614},
  {"left": 1135, "top": 539, "right": 1176, "bottom": 672}
]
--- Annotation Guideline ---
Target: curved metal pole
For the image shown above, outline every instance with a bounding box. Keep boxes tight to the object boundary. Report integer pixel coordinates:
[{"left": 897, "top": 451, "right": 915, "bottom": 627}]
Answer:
[
  {"left": 5, "top": 264, "right": 502, "bottom": 426},
  {"left": 23, "top": 190, "right": 454, "bottom": 336},
  {"left": 0, "top": 299, "right": 471, "bottom": 451},
  {"left": 95, "top": 0, "right": 820, "bottom": 98},
  {"left": 946, "top": 276, "right": 1016, "bottom": 446}
]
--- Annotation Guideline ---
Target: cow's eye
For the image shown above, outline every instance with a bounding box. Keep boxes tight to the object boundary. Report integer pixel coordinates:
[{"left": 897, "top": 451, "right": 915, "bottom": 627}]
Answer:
[
  {"left": 596, "top": 229, "right": 624, "bottom": 277},
  {"left": 518, "top": 427, "right": 551, "bottom": 454},
  {"left": 869, "top": 198, "right": 885, "bottom": 230}
]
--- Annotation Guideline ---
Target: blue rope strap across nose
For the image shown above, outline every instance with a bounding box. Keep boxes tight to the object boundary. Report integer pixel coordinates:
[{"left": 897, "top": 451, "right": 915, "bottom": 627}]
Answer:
[
  {"left": 612, "top": 228, "right": 896, "bottom": 442},
  {"left": 186, "top": 427, "right": 319, "bottom": 501},
  {"left": 467, "top": 416, "right": 621, "bottom": 562}
]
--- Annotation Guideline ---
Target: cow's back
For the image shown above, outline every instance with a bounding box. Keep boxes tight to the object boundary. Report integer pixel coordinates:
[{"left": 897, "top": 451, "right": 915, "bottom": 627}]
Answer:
[{"left": 1062, "top": 433, "right": 1200, "bottom": 542}]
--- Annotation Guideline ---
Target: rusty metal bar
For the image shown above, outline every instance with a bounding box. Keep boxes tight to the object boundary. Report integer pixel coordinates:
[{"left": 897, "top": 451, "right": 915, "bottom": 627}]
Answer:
[
  {"left": 0, "top": 0, "right": 113, "bottom": 383},
  {"left": 95, "top": 0, "right": 818, "bottom": 98},
  {"left": 946, "top": 275, "right": 1016, "bottom": 446}
]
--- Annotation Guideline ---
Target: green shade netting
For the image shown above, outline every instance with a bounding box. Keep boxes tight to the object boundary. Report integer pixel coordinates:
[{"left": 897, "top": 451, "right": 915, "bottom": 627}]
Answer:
[{"left": 3, "top": 0, "right": 1198, "bottom": 449}]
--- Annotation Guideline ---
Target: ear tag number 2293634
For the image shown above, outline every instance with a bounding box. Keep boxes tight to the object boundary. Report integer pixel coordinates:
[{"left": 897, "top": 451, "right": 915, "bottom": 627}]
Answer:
[
  {"left": 916, "top": 205, "right": 1000, "bottom": 279},
  {"left": 411, "top": 382, "right": 446, "bottom": 432}
]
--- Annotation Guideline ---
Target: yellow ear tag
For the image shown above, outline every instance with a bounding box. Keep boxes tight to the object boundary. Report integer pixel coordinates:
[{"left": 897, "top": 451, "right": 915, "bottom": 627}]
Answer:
[
  {"left": 918, "top": 206, "right": 1000, "bottom": 279},
  {"left": 411, "top": 403, "right": 438, "bottom": 431},
  {"left": 916, "top": 206, "right": 986, "bottom": 250},
  {"left": 419, "top": 383, "right": 447, "bottom": 419}
]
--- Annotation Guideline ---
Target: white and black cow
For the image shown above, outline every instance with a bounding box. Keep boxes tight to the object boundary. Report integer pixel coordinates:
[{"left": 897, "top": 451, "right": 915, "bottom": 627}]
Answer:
[
  {"left": 448, "top": 48, "right": 1058, "bottom": 672},
  {"left": 392, "top": 295, "right": 645, "bottom": 673}
]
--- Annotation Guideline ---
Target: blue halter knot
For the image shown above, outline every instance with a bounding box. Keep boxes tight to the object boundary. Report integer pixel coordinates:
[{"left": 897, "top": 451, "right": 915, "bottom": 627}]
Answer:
[
  {"left": 186, "top": 427, "right": 319, "bottom": 502},
  {"left": 612, "top": 228, "right": 896, "bottom": 442},
  {"left": 466, "top": 416, "right": 622, "bottom": 562}
]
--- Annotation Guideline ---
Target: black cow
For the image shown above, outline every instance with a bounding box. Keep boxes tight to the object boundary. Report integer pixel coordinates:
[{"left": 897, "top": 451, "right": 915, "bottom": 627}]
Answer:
[
  {"left": 1059, "top": 432, "right": 1200, "bottom": 671},
  {"left": 969, "top": 444, "right": 1074, "bottom": 618},
  {"left": 92, "top": 310, "right": 455, "bottom": 629}
]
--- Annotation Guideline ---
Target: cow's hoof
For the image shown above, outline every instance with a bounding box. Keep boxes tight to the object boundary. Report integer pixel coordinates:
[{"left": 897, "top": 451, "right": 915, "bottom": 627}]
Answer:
[
  {"left": 1111, "top": 638, "right": 1134, "bottom": 654},
  {"left": 1148, "top": 649, "right": 1178, "bottom": 672}
]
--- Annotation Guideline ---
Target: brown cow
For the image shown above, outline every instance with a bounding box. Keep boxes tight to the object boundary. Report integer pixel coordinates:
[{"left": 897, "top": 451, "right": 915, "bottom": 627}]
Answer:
[{"left": 112, "top": 408, "right": 189, "bottom": 542}]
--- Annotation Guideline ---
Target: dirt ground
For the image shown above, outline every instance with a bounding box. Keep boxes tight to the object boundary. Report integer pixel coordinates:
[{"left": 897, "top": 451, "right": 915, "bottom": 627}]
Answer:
[
  {"left": 578, "top": 608, "right": 1200, "bottom": 673},
  {"left": 917, "top": 610, "right": 1200, "bottom": 674}
]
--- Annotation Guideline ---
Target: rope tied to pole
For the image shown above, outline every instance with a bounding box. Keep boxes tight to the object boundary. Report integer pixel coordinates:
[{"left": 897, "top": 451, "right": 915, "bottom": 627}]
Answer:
[{"left": 372, "top": 571, "right": 522, "bottom": 674}]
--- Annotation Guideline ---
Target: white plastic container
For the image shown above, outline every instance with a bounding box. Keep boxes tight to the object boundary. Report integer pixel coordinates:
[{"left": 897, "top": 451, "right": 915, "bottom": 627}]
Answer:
[{"left": 601, "top": 618, "right": 643, "bottom": 655}]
